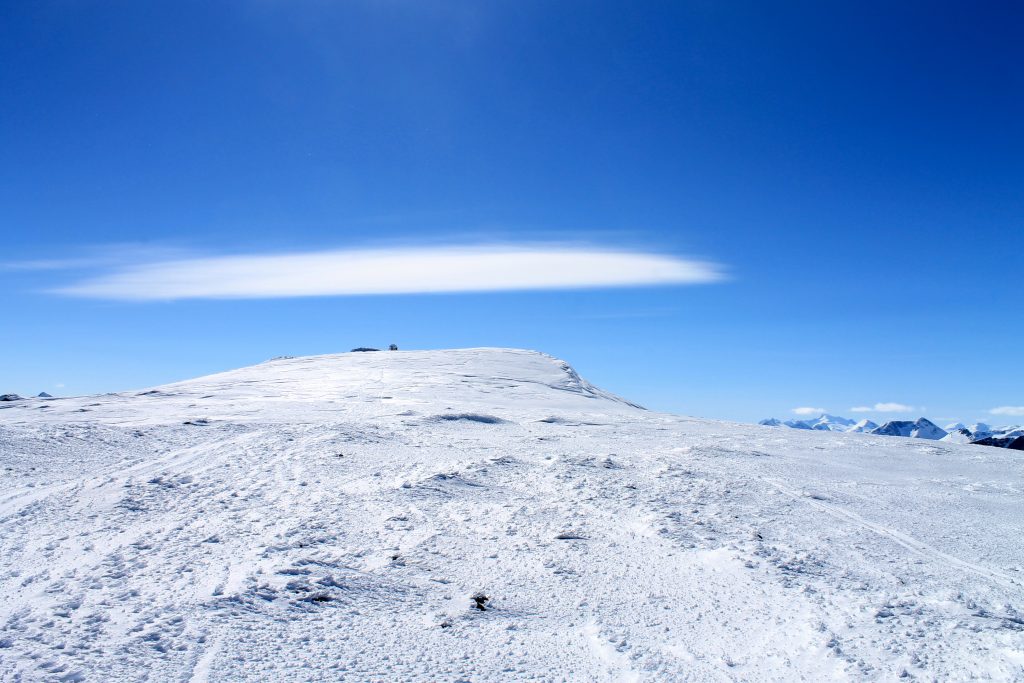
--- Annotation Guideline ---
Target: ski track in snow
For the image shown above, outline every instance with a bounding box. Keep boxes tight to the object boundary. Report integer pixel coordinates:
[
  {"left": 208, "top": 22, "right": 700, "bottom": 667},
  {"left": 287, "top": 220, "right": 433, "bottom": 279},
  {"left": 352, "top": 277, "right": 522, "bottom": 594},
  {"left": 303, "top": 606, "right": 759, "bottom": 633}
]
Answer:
[
  {"left": 767, "top": 478, "right": 1019, "bottom": 589},
  {"left": 0, "top": 348, "right": 1022, "bottom": 681}
]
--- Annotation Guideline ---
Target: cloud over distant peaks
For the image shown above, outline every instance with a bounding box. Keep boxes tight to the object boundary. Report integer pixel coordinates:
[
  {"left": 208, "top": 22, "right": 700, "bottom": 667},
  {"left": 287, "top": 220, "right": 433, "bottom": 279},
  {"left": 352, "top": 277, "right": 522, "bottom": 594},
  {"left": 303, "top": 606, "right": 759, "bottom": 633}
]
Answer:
[
  {"left": 52, "top": 245, "right": 726, "bottom": 301},
  {"left": 990, "top": 406, "right": 1024, "bottom": 417},
  {"left": 850, "top": 402, "right": 916, "bottom": 413},
  {"left": 792, "top": 407, "right": 827, "bottom": 416}
]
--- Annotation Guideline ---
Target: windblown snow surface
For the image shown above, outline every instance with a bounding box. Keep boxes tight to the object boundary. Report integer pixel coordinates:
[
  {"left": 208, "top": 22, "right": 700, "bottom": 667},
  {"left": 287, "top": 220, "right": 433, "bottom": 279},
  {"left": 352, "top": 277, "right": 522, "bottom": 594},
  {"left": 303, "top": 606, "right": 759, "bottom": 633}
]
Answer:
[{"left": 1, "top": 349, "right": 1023, "bottom": 681}]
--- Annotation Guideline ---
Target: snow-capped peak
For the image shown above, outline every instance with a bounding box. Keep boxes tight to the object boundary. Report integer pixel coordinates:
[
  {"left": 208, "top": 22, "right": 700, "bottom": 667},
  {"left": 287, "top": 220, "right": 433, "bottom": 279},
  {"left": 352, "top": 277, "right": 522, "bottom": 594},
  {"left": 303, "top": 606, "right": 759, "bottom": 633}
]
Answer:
[
  {"left": 759, "top": 414, "right": 867, "bottom": 433},
  {"left": 814, "top": 414, "right": 856, "bottom": 427},
  {"left": 870, "top": 418, "right": 947, "bottom": 440},
  {"left": 848, "top": 419, "right": 879, "bottom": 433}
]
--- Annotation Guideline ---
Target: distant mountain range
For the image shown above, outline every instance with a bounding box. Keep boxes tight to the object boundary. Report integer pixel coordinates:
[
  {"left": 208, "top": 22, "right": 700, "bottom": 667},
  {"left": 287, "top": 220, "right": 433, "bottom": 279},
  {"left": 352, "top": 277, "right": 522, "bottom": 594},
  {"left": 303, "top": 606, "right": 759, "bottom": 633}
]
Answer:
[{"left": 759, "top": 414, "right": 1024, "bottom": 450}]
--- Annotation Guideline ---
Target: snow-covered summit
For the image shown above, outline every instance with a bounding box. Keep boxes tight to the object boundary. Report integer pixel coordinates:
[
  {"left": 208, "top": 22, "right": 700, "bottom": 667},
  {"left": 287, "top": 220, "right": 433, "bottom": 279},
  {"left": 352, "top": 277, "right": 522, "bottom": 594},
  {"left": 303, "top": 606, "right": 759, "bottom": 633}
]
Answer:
[
  {"left": 942, "top": 427, "right": 975, "bottom": 444},
  {"left": 808, "top": 414, "right": 856, "bottom": 431},
  {"left": 3, "top": 348, "right": 1024, "bottom": 680},
  {"left": 760, "top": 413, "right": 869, "bottom": 433},
  {"left": 848, "top": 418, "right": 878, "bottom": 433},
  {"left": 872, "top": 417, "right": 947, "bottom": 440},
  {"left": 765, "top": 414, "right": 858, "bottom": 432},
  {"left": 0, "top": 348, "right": 642, "bottom": 427}
]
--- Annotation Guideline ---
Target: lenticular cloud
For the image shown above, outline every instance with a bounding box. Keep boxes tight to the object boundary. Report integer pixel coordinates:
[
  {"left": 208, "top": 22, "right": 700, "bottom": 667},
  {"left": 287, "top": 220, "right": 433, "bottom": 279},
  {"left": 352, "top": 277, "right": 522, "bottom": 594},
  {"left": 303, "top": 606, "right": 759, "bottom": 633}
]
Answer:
[{"left": 53, "top": 245, "right": 726, "bottom": 300}]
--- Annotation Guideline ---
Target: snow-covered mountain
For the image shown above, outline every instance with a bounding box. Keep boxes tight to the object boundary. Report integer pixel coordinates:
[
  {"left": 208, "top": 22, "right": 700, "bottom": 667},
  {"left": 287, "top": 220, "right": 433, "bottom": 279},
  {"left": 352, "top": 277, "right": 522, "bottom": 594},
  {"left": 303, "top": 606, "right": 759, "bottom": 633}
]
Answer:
[
  {"left": 947, "top": 423, "right": 993, "bottom": 440},
  {"left": 943, "top": 427, "right": 975, "bottom": 444},
  {"left": 808, "top": 414, "right": 857, "bottom": 431},
  {"left": 941, "top": 423, "right": 1024, "bottom": 446},
  {"left": 848, "top": 418, "right": 879, "bottom": 433},
  {"left": 967, "top": 423, "right": 994, "bottom": 437},
  {"left": 761, "top": 413, "right": 906, "bottom": 436},
  {"left": 759, "top": 414, "right": 855, "bottom": 432},
  {"left": 3, "top": 349, "right": 1024, "bottom": 680},
  {"left": 973, "top": 435, "right": 1024, "bottom": 450},
  {"left": 762, "top": 413, "right": 1022, "bottom": 448},
  {"left": 871, "top": 418, "right": 947, "bottom": 440}
]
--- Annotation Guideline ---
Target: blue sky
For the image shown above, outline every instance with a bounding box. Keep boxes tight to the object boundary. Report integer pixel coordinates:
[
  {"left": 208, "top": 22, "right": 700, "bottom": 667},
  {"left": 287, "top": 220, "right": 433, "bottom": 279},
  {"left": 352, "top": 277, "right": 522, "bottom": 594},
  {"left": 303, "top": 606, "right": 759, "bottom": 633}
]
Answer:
[{"left": 2, "top": 1, "right": 1022, "bottom": 424}]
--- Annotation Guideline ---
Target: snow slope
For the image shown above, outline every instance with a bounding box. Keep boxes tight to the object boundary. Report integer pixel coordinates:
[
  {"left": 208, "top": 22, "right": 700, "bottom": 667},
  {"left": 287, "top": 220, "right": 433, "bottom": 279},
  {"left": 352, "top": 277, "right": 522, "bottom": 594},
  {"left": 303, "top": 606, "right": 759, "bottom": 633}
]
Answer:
[{"left": 2, "top": 348, "right": 1023, "bottom": 681}]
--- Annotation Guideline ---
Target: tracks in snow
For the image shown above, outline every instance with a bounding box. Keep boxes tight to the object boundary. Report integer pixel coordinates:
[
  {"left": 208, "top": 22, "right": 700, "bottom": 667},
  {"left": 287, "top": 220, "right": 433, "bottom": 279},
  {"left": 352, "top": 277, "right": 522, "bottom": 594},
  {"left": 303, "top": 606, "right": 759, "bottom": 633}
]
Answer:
[{"left": 767, "top": 478, "right": 1019, "bottom": 589}]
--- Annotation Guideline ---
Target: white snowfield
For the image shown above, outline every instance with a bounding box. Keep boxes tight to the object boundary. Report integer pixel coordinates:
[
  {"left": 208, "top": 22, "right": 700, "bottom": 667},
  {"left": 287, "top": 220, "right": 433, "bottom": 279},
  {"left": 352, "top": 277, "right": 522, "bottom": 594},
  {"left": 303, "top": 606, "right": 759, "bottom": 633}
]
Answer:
[{"left": 1, "top": 349, "right": 1023, "bottom": 682}]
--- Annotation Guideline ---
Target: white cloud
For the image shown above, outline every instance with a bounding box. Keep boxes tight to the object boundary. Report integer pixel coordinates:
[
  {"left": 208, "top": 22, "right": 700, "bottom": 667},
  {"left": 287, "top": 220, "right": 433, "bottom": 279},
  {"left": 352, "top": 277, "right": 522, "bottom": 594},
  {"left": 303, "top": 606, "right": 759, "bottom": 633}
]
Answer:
[
  {"left": 52, "top": 245, "right": 726, "bottom": 301},
  {"left": 990, "top": 406, "right": 1024, "bottom": 417},
  {"left": 1, "top": 258, "right": 99, "bottom": 271},
  {"left": 874, "top": 402, "right": 916, "bottom": 412},
  {"left": 792, "top": 407, "right": 827, "bottom": 416},
  {"left": 4, "top": 244, "right": 192, "bottom": 272},
  {"left": 849, "top": 402, "right": 916, "bottom": 413}
]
